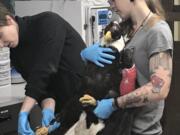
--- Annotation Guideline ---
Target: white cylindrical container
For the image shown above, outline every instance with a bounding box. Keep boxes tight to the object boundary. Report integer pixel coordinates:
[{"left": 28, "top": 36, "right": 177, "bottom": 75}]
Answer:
[
  {"left": 0, "top": 60, "right": 10, "bottom": 71},
  {"left": 0, "top": 47, "right": 11, "bottom": 96},
  {"left": 0, "top": 47, "right": 10, "bottom": 61}
]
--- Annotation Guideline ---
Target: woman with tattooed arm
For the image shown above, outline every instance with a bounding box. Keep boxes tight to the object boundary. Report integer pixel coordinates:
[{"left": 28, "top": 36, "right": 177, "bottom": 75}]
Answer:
[{"left": 93, "top": 0, "right": 173, "bottom": 135}]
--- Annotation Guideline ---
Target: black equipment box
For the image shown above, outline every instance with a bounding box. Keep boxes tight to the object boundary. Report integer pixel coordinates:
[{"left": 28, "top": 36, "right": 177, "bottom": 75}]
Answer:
[{"left": 0, "top": 97, "right": 23, "bottom": 135}]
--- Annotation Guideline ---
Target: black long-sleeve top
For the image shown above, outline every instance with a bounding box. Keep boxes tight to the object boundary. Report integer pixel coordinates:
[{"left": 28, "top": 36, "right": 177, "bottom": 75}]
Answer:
[{"left": 10, "top": 12, "right": 86, "bottom": 103}]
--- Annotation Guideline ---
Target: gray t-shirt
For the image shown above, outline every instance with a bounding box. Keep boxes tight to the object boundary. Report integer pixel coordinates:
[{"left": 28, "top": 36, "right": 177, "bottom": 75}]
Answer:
[{"left": 125, "top": 20, "right": 173, "bottom": 135}]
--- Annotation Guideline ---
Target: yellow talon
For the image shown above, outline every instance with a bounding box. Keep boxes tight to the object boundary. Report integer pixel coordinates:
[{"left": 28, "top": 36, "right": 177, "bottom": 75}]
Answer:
[
  {"left": 36, "top": 127, "right": 48, "bottom": 135},
  {"left": 81, "top": 99, "right": 96, "bottom": 106},
  {"left": 79, "top": 94, "right": 97, "bottom": 106},
  {"left": 79, "top": 94, "right": 93, "bottom": 101}
]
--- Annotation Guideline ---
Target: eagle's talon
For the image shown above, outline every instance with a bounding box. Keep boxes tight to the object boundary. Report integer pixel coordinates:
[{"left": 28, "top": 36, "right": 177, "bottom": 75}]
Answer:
[
  {"left": 79, "top": 94, "right": 97, "bottom": 106},
  {"left": 35, "top": 126, "right": 48, "bottom": 135}
]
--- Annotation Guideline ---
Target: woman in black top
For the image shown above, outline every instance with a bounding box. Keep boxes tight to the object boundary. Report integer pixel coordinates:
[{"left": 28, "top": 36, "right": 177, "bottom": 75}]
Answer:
[{"left": 0, "top": 3, "right": 115, "bottom": 134}]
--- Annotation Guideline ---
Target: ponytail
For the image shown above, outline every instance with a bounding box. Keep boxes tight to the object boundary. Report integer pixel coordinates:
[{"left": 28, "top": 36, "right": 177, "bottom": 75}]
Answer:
[{"left": 145, "top": 0, "right": 165, "bottom": 20}]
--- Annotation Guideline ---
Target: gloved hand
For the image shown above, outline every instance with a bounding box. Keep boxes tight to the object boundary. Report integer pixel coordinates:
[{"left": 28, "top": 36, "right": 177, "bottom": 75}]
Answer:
[
  {"left": 18, "top": 112, "right": 35, "bottom": 135},
  {"left": 93, "top": 98, "right": 117, "bottom": 119},
  {"left": 80, "top": 43, "right": 115, "bottom": 67},
  {"left": 41, "top": 108, "right": 60, "bottom": 133}
]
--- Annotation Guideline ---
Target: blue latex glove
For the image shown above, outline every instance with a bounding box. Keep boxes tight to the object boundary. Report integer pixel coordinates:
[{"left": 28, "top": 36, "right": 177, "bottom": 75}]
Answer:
[
  {"left": 18, "top": 112, "right": 35, "bottom": 135},
  {"left": 41, "top": 108, "right": 60, "bottom": 133},
  {"left": 80, "top": 43, "right": 115, "bottom": 67},
  {"left": 93, "top": 98, "right": 117, "bottom": 119}
]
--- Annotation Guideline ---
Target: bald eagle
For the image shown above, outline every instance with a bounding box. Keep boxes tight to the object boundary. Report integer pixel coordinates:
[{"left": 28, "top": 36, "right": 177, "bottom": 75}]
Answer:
[{"left": 44, "top": 21, "right": 135, "bottom": 135}]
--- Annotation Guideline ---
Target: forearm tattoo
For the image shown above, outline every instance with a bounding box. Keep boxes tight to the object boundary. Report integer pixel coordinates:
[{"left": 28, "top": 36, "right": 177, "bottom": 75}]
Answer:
[
  {"left": 119, "top": 84, "right": 151, "bottom": 108},
  {"left": 117, "top": 51, "right": 172, "bottom": 108}
]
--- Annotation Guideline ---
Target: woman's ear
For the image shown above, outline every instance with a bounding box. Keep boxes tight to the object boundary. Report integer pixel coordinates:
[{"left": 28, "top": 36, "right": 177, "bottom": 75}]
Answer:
[{"left": 5, "top": 15, "right": 14, "bottom": 25}]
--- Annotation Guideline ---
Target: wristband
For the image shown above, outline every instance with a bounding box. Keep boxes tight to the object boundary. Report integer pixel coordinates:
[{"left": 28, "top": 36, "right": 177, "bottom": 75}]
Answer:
[{"left": 113, "top": 97, "right": 121, "bottom": 109}]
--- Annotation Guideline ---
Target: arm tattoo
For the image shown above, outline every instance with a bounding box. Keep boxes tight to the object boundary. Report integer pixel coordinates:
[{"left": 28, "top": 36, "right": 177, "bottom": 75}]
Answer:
[
  {"left": 151, "top": 75, "right": 164, "bottom": 93},
  {"left": 149, "top": 51, "right": 172, "bottom": 93},
  {"left": 117, "top": 52, "right": 172, "bottom": 108},
  {"left": 125, "top": 93, "right": 142, "bottom": 106},
  {"left": 119, "top": 85, "right": 151, "bottom": 108},
  {"left": 149, "top": 52, "right": 172, "bottom": 76}
]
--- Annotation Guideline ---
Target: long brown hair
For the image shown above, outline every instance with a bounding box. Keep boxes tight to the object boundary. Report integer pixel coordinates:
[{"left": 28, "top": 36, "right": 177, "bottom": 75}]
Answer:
[
  {"left": 145, "top": 0, "right": 165, "bottom": 20},
  {"left": 120, "top": 0, "right": 166, "bottom": 37},
  {"left": 0, "top": 2, "right": 14, "bottom": 26}
]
